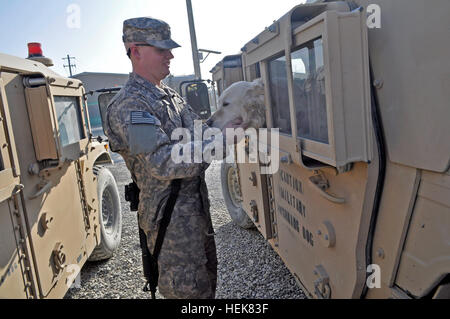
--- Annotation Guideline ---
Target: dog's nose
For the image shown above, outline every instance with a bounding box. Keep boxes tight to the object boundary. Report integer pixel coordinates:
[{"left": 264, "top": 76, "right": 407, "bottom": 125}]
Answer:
[{"left": 205, "top": 118, "right": 213, "bottom": 127}]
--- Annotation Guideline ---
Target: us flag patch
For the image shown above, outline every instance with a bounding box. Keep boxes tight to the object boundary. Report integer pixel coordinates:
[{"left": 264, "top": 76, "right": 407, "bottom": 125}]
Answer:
[{"left": 130, "top": 111, "right": 161, "bottom": 126}]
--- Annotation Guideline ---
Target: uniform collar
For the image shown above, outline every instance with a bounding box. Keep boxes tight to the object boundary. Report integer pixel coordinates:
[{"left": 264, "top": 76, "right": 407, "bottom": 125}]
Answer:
[{"left": 129, "top": 72, "right": 168, "bottom": 100}]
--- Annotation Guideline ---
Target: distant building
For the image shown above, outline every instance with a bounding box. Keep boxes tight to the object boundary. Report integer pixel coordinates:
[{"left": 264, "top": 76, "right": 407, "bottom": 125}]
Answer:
[{"left": 72, "top": 72, "right": 129, "bottom": 128}]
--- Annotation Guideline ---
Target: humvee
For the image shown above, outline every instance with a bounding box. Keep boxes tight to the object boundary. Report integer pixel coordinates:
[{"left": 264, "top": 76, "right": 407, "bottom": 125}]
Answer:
[
  {"left": 212, "top": 0, "right": 450, "bottom": 298},
  {"left": 0, "top": 43, "right": 122, "bottom": 298}
]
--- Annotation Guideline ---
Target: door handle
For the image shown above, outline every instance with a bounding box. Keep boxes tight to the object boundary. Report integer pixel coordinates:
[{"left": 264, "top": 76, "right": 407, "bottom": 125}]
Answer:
[
  {"left": 308, "top": 174, "right": 345, "bottom": 204},
  {"left": 29, "top": 180, "right": 53, "bottom": 199}
]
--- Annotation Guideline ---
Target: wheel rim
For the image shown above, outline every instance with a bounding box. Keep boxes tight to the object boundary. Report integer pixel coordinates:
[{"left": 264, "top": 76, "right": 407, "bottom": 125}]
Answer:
[
  {"left": 226, "top": 165, "right": 243, "bottom": 208},
  {"left": 101, "top": 186, "right": 116, "bottom": 235}
]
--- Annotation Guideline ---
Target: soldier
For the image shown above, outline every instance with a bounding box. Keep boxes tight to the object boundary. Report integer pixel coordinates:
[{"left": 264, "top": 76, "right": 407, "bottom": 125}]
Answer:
[{"left": 104, "top": 17, "right": 243, "bottom": 299}]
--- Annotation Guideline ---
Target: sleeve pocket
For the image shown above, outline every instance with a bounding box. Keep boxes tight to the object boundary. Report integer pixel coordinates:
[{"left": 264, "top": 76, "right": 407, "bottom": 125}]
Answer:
[{"left": 128, "top": 124, "right": 159, "bottom": 155}]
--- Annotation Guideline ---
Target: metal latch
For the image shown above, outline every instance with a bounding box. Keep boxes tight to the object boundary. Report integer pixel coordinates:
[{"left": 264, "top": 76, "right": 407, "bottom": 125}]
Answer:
[
  {"left": 313, "top": 265, "right": 331, "bottom": 299},
  {"left": 249, "top": 171, "right": 257, "bottom": 186},
  {"left": 250, "top": 200, "right": 259, "bottom": 223},
  {"left": 52, "top": 242, "right": 66, "bottom": 274},
  {"left": 39, "top": 212, "right": 54, "bottom": 232},
  {"left": 308, "top": 171, "right": 345, "bottom": 204},
  {"left": 29, "top": 179, "right": 53, "bottom": 199}
]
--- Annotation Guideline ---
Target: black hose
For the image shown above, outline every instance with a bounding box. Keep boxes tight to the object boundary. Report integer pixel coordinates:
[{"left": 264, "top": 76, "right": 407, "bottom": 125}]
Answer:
[{"left": 361, "top": 60, "right": 387, "bottom": 298}]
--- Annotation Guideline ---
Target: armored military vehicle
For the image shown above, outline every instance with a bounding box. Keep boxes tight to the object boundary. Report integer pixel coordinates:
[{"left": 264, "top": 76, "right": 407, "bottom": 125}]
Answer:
[
  {"left": 212, "top": 0, "right": 450, "bottom": 298},
  {"left": 210, "top": 54, "right": 245, "bottom": 98},
  {"left": 0, "top": 43, "right": 122, "bottom": 298}
]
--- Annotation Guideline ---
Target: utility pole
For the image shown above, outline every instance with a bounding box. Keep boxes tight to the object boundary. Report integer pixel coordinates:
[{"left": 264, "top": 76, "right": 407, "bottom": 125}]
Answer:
[
  {"left": 186, "top": 0, "right": 202, "bottom": 80},
  {"left": 63, "top": 54, "right": 76, "bottom": 77}
]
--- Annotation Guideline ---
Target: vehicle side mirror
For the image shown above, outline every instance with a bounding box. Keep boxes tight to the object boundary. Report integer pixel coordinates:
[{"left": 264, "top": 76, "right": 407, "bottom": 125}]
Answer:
[
  {"left": 183, "top": 82, "right": 211, "bottom": 120},
  {"left": 97, "top": 93, "right": 117, "bottom": 135}
]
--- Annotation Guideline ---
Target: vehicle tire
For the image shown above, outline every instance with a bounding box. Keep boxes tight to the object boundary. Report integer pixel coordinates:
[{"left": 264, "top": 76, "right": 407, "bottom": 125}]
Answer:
[
  {"left": 88, "top": 167, "right": 122, "bottom": 261},
  {"left": 221, "top": 162, "right": 254, "bottom": 229}
]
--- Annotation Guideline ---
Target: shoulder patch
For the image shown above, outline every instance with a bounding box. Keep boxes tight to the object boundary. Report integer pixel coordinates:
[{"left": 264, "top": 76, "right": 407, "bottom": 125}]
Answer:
[{"left": 130, "top": 111, "right": 161, "bottom": 126}]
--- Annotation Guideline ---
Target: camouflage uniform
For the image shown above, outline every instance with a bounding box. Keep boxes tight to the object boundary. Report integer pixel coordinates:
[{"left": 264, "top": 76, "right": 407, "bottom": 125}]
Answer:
[{"left": 104, "top": 17, "right": 219, "bottom": 299}]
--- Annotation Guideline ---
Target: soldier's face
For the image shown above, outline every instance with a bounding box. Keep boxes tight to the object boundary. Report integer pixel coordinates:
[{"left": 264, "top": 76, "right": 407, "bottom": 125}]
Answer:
[{"left": 132, "top": 44, "right": 174, "bottom": 83}]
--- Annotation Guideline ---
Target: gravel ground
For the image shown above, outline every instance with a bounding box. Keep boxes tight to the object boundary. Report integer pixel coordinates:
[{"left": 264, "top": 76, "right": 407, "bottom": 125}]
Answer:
[{"left": 65, "top": 159, "right": 305, "bottom": 299}]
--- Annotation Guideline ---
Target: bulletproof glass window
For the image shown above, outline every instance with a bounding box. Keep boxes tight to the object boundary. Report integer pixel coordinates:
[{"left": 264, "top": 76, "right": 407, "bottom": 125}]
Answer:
[
  {"left": 248, "top": 62, "right": 261, "bottom": 81},
  {"left": 81, "top": 96, "right": 90, "bottom": 134},
  {"left": 98, "top": 92, "right": 117, "bottom": 135},
  {"left": 54, "top": 96, "right": 85, "bottom": 147},
  {"left": 291, "top": 38, "right": 328, "bottom": 144},
  {"left": 268, "top": 54, "right": 292, "bottom": 135},
  {"left": 255, "top": 62, "right": 261, "bottom": 78},
  {"left": 216, "top": 79, "right": 222, "bottom": 97}
]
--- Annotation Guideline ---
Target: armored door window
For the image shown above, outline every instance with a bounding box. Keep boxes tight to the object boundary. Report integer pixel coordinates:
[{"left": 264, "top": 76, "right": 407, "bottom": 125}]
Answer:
[
  {"left": 268, "top": 54, "right": 292, "bottom": 135},
  {"left": 0, "top": 75, "right": 20, "bottom": 201},
  {"left": 216, "top": 79, "right": 222, "bottom": 97},
  {"left": 292, "top": 38, "right": 328, "bottom": 144},
  {"left": 247, "top": 62, "right": 261, "bottom": 81},
  {"left": 81, "top": 96, "right": 91, "bottom": 135},
  {"left": 98, "top": 92, "right": 117, "bottom": 135},
  {"left": 54, "top": 96, "right": 85, "bottom": 147},
  {"left": 288, "top": 9, "right": 372, "bottom": 169}
]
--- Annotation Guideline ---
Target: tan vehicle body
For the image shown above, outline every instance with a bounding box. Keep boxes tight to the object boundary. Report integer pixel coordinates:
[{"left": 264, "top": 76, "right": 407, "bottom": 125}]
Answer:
[
  {"left": 0, "top": 53, "right": 117, "bottom": 298},
  {"left": 212, "top": 0, "right": 450, "bottom": 298},
  {"left": 211, "top": 54, "right": 245, "bottom": 97}
]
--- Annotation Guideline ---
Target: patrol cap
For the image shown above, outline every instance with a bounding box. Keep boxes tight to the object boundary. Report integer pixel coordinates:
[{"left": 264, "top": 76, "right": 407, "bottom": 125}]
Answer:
[{"left": 122, "top": 17, "right": 180, "bottom": 50}]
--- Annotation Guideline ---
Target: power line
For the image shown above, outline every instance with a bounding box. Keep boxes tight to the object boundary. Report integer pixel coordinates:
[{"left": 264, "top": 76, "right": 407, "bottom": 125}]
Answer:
[{"left": 62, "top": 54, "right": 76, "bottom": 77}]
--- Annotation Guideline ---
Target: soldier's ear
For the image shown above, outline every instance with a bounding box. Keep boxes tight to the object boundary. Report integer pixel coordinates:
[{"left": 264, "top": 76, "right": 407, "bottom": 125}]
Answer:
[{"left": 128, "top": 46, "right": 142, "bottom": 60}]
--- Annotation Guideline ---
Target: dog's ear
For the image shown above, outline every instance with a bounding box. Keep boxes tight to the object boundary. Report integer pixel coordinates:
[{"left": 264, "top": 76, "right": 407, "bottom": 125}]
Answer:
[
  {"left": 243, "top": 78, "right": 266, "bottom": 129},
  {"left": 248, "top": 78, "right": 265, "bottom": 98},
  {"left": 251, "top": 78, "right": 264, "bottom": 90}
]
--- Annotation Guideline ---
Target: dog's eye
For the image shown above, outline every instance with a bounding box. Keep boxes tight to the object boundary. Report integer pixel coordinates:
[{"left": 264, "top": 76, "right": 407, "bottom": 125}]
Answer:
[{"left": 222, "top": 102, "right": 229, "bottom": 107}]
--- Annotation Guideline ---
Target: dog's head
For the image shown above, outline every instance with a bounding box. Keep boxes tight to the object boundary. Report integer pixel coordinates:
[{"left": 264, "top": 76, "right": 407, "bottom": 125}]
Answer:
[{"left": 207, "top": 78, "right": 265, "bottom": 130}]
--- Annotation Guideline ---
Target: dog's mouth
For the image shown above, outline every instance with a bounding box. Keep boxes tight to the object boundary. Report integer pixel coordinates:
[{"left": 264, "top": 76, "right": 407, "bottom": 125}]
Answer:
[
  {"left": 222, "top": 117, "right": 243, "bottom": 129},
  {"left": 221, "top": 117, "right": 248, "bottom": 131},
  {"left": 231, "top": 117, "right": 243, "bottom": 125}
]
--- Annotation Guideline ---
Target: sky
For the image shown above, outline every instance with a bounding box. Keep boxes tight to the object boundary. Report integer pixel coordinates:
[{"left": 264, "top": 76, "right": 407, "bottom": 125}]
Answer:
[{"left": 0, "top": 0, "right": 306, "bottom": 79}]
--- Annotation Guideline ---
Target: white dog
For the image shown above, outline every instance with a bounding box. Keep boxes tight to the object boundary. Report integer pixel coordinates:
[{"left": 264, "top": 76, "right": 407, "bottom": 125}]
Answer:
[{"left": 206, "top": 78, "right": 265, "bottom": 130}]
